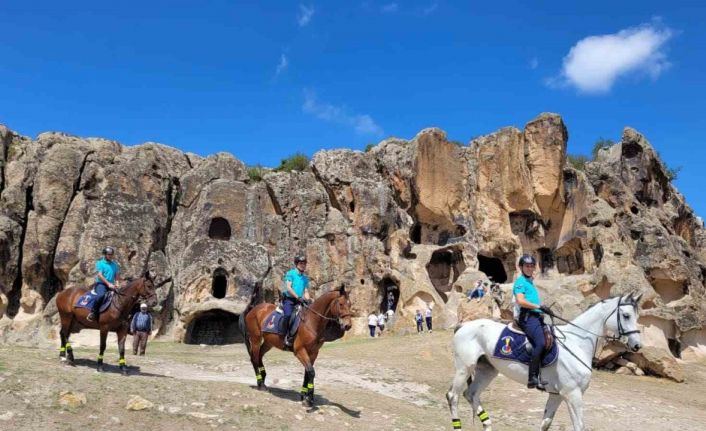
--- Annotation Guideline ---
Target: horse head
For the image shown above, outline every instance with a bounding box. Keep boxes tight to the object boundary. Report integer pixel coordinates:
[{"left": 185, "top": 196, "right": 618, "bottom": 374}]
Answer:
[
  {"left": 606, "top": 292, "right": 643, "bottom": 352},
  {"left": 330, "top": 284, "right": 353, "bottom": 332},
  {"left": 137, "top": 270, "right": 159, "bottom": 307}
]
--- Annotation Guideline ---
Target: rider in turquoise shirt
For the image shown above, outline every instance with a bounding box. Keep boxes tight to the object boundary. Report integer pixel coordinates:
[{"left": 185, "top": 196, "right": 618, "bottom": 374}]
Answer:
[
  {"left": 88, "top": 246, "right": 121, "bottom": 322},
  {"left": 513, "top": 254, "right": 552, "bottom": 390},
  {"left": 281, "top": 255, "right": 311, "bottom": 348}
]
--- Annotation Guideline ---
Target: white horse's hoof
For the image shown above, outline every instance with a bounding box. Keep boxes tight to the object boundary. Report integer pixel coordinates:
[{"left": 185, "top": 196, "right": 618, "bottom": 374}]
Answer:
[{"left": 60, "top": 357, "right": 67, "bottom": 362}]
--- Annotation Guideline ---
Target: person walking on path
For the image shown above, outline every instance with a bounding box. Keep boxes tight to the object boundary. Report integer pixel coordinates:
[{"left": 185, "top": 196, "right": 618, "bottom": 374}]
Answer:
[
  {"left": 415, "top": 310, "right": 424, "bottom": 333},
  {"left": 425, "top": 307, "right": 433, "bottom": 332},
  {"left": 130, "top": 303, "right": 152, "bottom": 355},
  {"left": 368, "top": 312, "right": 379, "bottom": 337},
  {"left": 377, "top": 312, "right": 386, "bottom": 336}
]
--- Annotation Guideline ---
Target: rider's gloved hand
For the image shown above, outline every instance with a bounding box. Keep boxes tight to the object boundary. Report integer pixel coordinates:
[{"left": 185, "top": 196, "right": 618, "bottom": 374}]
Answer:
[{"left": 539, "top": 305, "right": 554, "bottom": 316}]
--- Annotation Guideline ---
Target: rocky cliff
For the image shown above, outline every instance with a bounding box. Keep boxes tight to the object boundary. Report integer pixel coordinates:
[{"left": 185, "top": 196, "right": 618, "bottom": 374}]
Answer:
[{"left": 1, "top": 114, "right": 705, "bottom": 366}]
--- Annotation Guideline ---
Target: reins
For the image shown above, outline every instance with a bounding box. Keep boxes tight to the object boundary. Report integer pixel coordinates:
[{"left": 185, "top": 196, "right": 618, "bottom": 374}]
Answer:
[{"left": 544, "top": 298, "right": 640, "bottom": 372}]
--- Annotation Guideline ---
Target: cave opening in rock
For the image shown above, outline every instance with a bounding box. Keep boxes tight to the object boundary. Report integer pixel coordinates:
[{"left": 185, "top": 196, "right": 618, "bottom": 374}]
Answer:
[
  {"left": 378, "top": 277, "right": 400, "bottom": 313},
  {"left": 208, "top": 217, "right": 232, "bottom": 241},
  {"left": 538, "top": 247, "right": 554, "bottom": 274},
  {"left": 410, "top": 223, "right": 422, "bottom": 244},
  {"left": 212, "top": 268, "right": 228, "bottom": 299},
  {"left": 426, "top": 248, "right": 466, "bottom": 301},
  {"left": 477, "top": 254, "right": 507, "bottom": 283},
  {"left": 185, "top": 310, "right": 243, "bottom": 345},
  {"left": 668, "top": 338, "right": 682, "bottom": 359}
]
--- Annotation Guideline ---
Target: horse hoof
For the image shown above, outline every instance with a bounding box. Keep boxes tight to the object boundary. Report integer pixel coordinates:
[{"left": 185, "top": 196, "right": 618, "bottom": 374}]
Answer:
[
  {"left": 97, "top": 366, "right": 104, "bottom": 373},
  {"left": 257, "top": 384, "right": 268, "bottom": 392},
  {"left": 60, "top": 357, "right": 67, "bottom": 362},
  {"left": 302, "top": 398, "right": 313, "bottom": 408}
]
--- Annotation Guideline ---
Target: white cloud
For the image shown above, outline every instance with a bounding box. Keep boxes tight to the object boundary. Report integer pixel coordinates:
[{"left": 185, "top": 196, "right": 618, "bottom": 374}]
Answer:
[
  {"left": 303, "top": 91, "right": 384, "bottom": 136},
  {"left": 550, "top": 22, "right": 673, "bottom": 94},
  {"left": 422, "top": 3, "right": 438, "bottom": 15},
  {"left": 381, "top": 3, "right": 399, "bottom": 13},
  {"left": 530, "top": 57, "right": 539, "bottom": 70},
  {"left": 298, "top": 4, "right": 315, "bottom": 27},
  {"left": 275, "top": 53, "right": 288, "bottom": 76}
]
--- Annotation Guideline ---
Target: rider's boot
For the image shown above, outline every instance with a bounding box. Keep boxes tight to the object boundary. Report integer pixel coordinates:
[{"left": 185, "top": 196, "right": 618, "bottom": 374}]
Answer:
[
  {"left": 87, "top": 301, "right": 100, "bottom": 322},
  {"left": 527, "top": 356, "right": 548, "bottom": 390}
]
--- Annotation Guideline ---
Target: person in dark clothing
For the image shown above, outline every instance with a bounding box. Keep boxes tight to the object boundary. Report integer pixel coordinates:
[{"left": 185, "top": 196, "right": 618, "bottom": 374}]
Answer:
[{"left": 130, "top": 303, "right": 152, "bottom": 355}]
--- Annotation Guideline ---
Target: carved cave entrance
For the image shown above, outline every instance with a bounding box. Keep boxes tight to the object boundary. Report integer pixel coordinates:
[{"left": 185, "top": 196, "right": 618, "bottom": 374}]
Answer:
[
  {"left": 426, "top": 248, "right": 466, "bottom": 301},
  {"left": 212, "top": 268, "right": 228, "bottom": 299},
  {"left": 208, "top": 217, "right": 232, "bottom": 241},
  {"left": 378, "top": 277, "right": 400, "bottom": 313},
  {"left": 185, "top": 310, "right": 243, "bottom": 345},
  {"left": 477, "top": 254, "right": 507, "bottom": 283}
]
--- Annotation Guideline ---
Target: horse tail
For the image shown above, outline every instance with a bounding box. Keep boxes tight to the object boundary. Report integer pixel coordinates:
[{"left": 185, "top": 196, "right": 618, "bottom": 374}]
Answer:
[{"left": 239, "top": 282, "right": 262, "bottom": 354}]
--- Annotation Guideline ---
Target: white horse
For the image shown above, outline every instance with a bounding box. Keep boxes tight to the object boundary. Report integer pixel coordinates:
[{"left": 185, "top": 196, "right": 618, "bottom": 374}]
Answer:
[{"left": 446, "top": 293, "right": 643, "bottom": 431}]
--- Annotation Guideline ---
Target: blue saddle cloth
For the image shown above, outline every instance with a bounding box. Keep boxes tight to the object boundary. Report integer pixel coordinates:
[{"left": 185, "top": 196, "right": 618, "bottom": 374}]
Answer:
[
  {"left": 74, "top": 290, "right": 114, "bottom": 313},
  {"left": 492, "top": 325, "right": 559, "bottom": 368},
  {"left": 262, "top": 308, "right": 301, "bottom": 337}
]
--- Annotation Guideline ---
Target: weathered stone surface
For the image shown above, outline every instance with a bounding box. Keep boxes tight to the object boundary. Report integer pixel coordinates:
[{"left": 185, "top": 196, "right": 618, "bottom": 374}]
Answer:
[
  {"left": 125, "top": 395, "right": 154, "bottom": 411},
  {"left": 625, "top": 346, "right": 685, "bottom": 382},
  {"left": 0, "top": 116, "right": 704, "bottom": 384},
  {"left": 58, "top": 391, "right": 87, "bottom": 409}
]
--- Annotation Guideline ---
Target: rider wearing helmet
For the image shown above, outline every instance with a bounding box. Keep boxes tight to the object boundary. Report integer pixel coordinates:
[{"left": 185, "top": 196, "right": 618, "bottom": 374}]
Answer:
[
  {"left": 281, "top": 255, "right": 311, "bottom": 348},
  {"left": 513, "top": 254, "right": 552, "bottom": 390},
  {"left": 88, "top": 246, "right": 121, "bottom": 322}
]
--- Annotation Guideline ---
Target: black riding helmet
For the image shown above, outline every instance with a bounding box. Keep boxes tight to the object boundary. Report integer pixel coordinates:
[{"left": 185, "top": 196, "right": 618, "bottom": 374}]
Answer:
[
  {"left": 518, "top": 254, "right": 536, "bottom": 266},
  {"left": 103, "top": 246, "right": 115, "bottom": 256},
  {"left": 294, "top": 255, "right": 307, "bottom": 265}
]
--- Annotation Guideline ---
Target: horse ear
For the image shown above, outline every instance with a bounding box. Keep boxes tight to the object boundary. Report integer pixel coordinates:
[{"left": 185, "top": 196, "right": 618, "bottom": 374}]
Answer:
[
  {"left": 145, "top": 270, "right": 154, "bottom": 281},
  {"left": 339, "top": 284, "right": 346, "bottom": 296},
  {"left": 633, "top": 292, "right": 643, "bottom": 306},
  {"left": 625, "top": 291, "right": 634, "bottom": 302}
]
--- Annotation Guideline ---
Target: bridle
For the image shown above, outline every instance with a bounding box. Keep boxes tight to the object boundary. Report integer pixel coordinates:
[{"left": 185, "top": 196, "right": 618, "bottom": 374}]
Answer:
[
  {"left": 549, "top": 298, "right": 640, "bottom": 372},
  {"left": 301, "top": 293, "right": 352, "bottom": 327}
]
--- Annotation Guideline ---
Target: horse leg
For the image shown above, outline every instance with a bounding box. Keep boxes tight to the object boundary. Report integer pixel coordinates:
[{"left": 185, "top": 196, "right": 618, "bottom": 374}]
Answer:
[
  {"left": 294, "top": 348, "right": 316, "bottom": 408},
  {"left": 540, "top": 393, "right": 562, "bottom": 431},
  {"left": 564, "top": 389, "right": 585, "bottom": 431},
  {"left": 117, "top": 325, "right": 128, "bottom": 376},
  {"left": 65, "top": 322, "right": 75, "bottom": 364},
  {"left": 465, "top": 359, "right": 498, "bottom": 431},
  {"left": 248, "top": 333, "right": 266, "bottom": 390},
  {"left": 304, "top": 347, "right": 321, "bottom": 405},
  {"left": 97, "top": 329, "right": 107, "bottom": 372},
  {"left": 59, "top": 327, "right": 67, "bottom": 362},
  {"left": 257, "top": 343, "right": 272, "bottom": 390},
  {"left": 446, "top": 364, "right": 472, "bottom": 430}
]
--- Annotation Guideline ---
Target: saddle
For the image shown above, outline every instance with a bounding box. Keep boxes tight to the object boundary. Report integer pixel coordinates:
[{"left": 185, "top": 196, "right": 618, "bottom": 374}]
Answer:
[
  {"left": 492, "top": 322, "right": 559, "bottom": 368},
  {"left": 74, "top": 288, "right": 114, "bottom": 313},
  {"left": 508, "top": 320, "right": 555, "bottom": 352},
  {"left": 262, "top": 305, "right": 302, "bottom": 339}
]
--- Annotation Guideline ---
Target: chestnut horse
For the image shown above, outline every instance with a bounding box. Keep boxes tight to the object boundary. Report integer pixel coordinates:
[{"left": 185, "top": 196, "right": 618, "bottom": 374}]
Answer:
[
  {"left": 240, "top": 285, "right": 353, "bottom": 407},
  {"left": 55, "top": 271, "right": 158, "bottom": 375}
]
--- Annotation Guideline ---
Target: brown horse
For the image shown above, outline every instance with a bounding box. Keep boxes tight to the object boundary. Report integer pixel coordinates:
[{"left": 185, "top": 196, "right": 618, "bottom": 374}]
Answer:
[
  {"left": 55, "top": 271, "right": 158, "bottom": 375},
  {"left": 240, "top": 284, "right": 353, "bottom": 407}
]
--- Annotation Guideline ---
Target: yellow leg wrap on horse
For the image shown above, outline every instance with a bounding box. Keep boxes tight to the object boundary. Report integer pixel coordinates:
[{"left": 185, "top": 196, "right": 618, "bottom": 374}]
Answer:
[
  {"left": 478, "top": 411, "right": 490, "bottom": 422},
  {"left": 258, "top": 367, "right": 265, "bottom": 372},
  {"left": 59, "top": 347, "right": 66, "bottom": 352},
  {"left": 97, "top": 354, "right": 104, "bottom": 360},
  {"left": 256, "top": 374, "right": 263, "bottom": 381},
  {"left": 307, "top": 383, "right": 314, "bottom": 389},
  {"left": 65, "top": 343, "right": 71, "bottom": 349},
  {"left": 300, "top": 387, "right": 308, "bottom": 394},
  {"left": 118, "top": 358, "right": 126, "bottom": 365},
  {"left": 452, "top": 418, "right": 462, "bottom": 429}
]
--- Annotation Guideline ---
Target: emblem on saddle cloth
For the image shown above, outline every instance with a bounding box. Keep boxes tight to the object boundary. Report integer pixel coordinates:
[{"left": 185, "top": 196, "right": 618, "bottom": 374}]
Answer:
[{"left": 492, "top": 325, "right": 559, "bottom": 367}]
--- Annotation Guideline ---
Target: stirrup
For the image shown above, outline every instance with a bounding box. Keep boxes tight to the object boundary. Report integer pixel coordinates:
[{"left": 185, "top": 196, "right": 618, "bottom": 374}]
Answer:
[{"left": 87, "top": 313, "right": 97, "bottom": 322}]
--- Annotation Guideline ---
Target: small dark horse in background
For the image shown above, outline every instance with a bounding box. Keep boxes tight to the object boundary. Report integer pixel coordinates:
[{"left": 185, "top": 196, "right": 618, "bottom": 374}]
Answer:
[
  {"left": 55, "top": 271, "right": 158, "bottom": 375},
  {"left": 240, "top": 285, "right": 353, "bottom": 407}
]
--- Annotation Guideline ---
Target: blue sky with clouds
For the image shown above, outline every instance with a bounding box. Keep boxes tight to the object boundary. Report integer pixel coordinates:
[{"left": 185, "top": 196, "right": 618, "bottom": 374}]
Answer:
[{"left": 1, "top": 1, "right": 705, "bottom": 216}]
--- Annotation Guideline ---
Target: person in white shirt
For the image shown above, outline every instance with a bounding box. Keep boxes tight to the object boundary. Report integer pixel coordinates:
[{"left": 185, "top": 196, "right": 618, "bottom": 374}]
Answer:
[
  {"left": 367, "top": 312, "right": 379, "bottom": 337},
  {"left": 425, "top": 307, "right": 433, "bottom": 332},
  {"left": 377, "top": 312, "right": 386, "bottom": 336}
]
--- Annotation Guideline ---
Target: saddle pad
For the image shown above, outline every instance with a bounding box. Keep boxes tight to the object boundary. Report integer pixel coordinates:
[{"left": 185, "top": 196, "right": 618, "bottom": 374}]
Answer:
[
  {"left": 262, "top": 309, "right": 301, "bottom": 336},
  {"left": 74, "top": 290, "right": 113, "bottom": 313},
  {"left": 492, "top": 325, "right": 558, "bottom": 368}
]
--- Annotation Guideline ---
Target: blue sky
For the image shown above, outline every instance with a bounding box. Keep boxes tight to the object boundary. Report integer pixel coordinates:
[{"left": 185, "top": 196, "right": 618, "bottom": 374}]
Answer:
[{"left": 1, "top": 1, "right": 704, "bottom": 217}]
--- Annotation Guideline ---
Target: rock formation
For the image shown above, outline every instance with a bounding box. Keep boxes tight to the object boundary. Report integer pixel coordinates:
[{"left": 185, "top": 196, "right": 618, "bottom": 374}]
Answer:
[{"left": 1, "top": 113, "right": 704, "bottom": 379}]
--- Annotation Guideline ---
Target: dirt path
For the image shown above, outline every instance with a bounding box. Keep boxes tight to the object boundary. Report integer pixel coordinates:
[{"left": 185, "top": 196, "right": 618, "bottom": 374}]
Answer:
[{"left": 1, "top": 330, "right": 705, "bottom": 430}]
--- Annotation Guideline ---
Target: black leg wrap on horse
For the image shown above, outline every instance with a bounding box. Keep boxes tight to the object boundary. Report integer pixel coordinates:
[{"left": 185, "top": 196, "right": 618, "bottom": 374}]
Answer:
[{"left": 477, "top": 409, "right": 490, "bottom": 423}]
